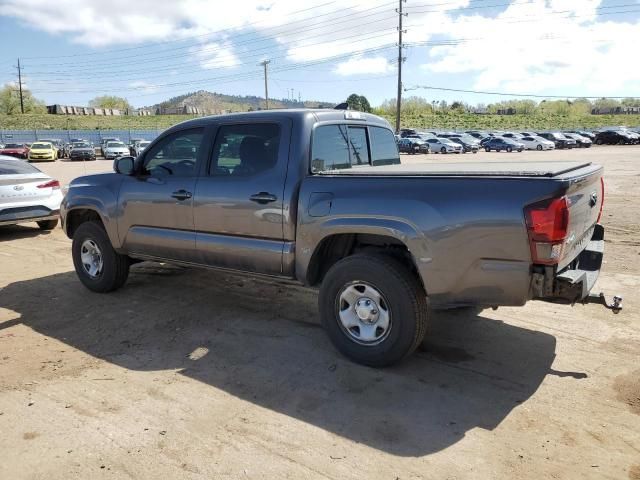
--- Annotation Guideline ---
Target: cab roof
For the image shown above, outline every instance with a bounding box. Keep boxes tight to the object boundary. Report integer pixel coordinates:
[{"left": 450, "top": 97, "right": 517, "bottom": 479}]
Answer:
[{"left": 168, "top": 108, "right": 392, "bottom": 132}]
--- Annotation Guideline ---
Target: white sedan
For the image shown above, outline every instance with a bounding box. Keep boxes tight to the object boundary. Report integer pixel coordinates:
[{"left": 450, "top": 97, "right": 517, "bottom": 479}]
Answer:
[
  {"left": 519, "top": 135, "right": 555, "bottom": 151},
  {"left": 0, "top": 155, "right": 62, "bottom": 230},
  {"left": 425, "top": 137, "right": 463, "bottom": 154}
]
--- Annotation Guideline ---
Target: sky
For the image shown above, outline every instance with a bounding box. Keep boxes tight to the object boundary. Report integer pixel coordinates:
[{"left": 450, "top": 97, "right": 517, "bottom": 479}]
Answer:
[{"left": 0, "top": 0, "right": 639, "bottom": 108}]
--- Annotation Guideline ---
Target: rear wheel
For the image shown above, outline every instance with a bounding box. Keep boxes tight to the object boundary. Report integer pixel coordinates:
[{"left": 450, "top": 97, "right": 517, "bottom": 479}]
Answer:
[
  {"left": 319, "top": 254, "right": 428, "bottom": 367},
  {"left": 72, "top": 221, "right": 129, "bottom": 293},
  {"left": 37, "top": 219, "right": 58, "bottom": 230}
]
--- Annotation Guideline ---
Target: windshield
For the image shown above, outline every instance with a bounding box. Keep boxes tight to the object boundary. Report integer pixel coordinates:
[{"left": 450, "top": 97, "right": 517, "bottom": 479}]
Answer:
[
  {"left": 107, "top": 142, "right": 126, "bottom": 148},
  {"left": 74, "top": 143, "right": 91, "bottom": 148},
  {"left": 139, "top": 141, "right": 150, "bottom": 147},
  {"left": 4, "top": 144, "right": 23, "bottom": 148},
  {"left": 31, "top": 143, "right": 52, "bottom": 149}
]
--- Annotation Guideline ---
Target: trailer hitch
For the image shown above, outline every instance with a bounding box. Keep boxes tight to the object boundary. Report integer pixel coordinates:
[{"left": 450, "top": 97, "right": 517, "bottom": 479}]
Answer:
[{"left": 581, "top": 292, "right": 623, "bottom": 313}]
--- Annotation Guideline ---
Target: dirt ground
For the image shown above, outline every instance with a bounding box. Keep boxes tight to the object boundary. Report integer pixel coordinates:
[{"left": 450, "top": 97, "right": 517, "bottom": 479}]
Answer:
[{"left": 1, "top": 146, "right": 639, "bottom": 479}]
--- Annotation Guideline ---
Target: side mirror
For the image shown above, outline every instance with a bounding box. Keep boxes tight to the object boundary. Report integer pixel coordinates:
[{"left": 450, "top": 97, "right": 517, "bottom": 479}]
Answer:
[{"left": 113, "top": 156, "right": 135, "bottom": 175}]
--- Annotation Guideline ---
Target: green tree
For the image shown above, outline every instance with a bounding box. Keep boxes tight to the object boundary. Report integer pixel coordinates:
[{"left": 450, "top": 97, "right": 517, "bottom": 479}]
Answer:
[
  {"left": 89, "top": 95, "right": 132, "bottom": 111},
  {"left": 0, "top": 84, "right": 46, "bottom": 114},
  {"left": 346, "top": 93, "right": 372, "bottom": 112}
]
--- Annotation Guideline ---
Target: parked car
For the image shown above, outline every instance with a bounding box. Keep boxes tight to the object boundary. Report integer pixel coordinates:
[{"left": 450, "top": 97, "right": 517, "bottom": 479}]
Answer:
[
  {"left": 69, "top": 142, "right": 97, "bottom": 161},
  {"left": 0, "top": 143, "right": 29, "bottom": 159},
  {"left": 103, "top": 141, "right": 130, "bottom": 159},
  {"left": 424, "top": 137, "right": 463, "bottom": 154},
  {"left": 502, "top": 132, "right": 524, "bottom": 140},
  {"left": 28, "top": 141, "right": 57, "bottom": 161},
  {"left": 537, "top": 132, "right": 577, "bottom": 149},
  {"left": 519, "top": 136, "right": 555, "bottom": 151},
  {"left": 465, "top": 131, "right": 489, "bottom": 139},
  {"left": 100, "top": 138, "right": 121, "bottom": 156},
  {"left": 448, "top": 136, "right": 479, "bottom": 153},
  {"left": 484, "top": 137, "right": 524, "bottom": 152},
  {"left": 39, "top": 139, "right": 64, "bottom": 158},
  {"left": 621, "top": 129, "right": 640, "bottom": 144},
  {"left": 133, "top": 140, "right": 151, "bottom": 156},
  {"left": 563, "top": 133, "right": 592, "bottom": 148},
  {"left": 397, "top": 138, "right": 430, "bottom": 154},
  {"left": 399, "top": 128, "right": 418, "bottom": 138},
  {"left": 61, "top": 109, "right": 609, "bottom": 367},
  {"left": 128, "top": 138, "right": 145, "bottom": 156},
  {"left": 566, "top": 130, "right": 595, "bottom": 141},
  {"left": 0, "top": 155, "right": 62, "bottom": 230},
  {"left": 594, "top": 130, "right": 634, "bottom": 145}
]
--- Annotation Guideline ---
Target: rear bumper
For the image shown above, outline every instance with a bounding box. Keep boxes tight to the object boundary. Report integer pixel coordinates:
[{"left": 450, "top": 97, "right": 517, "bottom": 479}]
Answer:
[
  {"left": 0, "top": 207, "right": 60, "bottom": 226},
  {"left": 531, "top": 224, "right": 604, "bottom": 303}
]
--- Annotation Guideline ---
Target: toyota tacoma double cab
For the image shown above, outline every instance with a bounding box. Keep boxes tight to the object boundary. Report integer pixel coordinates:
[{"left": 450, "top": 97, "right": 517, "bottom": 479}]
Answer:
[{"left": 61, "top": 109, "right": 609, "bottom": 367}]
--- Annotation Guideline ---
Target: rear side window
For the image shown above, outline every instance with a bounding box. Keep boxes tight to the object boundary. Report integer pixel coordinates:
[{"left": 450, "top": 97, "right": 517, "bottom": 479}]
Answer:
[
  {"left": 369, "top": 127, "right": 400, "bottom": 166},
  {"left": 209, "top": 123, "right": 281, "bottom": 176},
  {"left": 311, "top": 125, "right": 351, "bottom": 172},
  {"left": 0, "top": 159, "right": 40, "bottom": 175}
]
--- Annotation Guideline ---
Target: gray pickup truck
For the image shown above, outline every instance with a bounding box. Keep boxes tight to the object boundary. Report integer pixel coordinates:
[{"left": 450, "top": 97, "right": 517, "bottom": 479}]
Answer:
[{"left": 61, "top": 109, "right": 608, "bottom": 367}]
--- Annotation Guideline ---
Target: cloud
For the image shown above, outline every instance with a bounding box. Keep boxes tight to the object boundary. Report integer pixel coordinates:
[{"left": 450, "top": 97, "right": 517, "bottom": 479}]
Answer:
[
  {"left": 420, "top": 0, "right": 640, "bottom": 95},
  {"left": 128, "top": 80, "right": 158, "bottom": 93},
  {"left": 334, "top": 56, "right": 392, "bottom": 76},
  {"left": 190, "top": 42, "right": 240, "bottom": 69}
]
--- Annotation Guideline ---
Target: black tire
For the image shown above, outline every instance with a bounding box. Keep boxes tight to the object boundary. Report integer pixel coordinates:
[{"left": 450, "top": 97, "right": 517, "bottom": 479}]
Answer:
[
  {"left": 72, "top": 221, "right": 130, "bottom": 293},
  {"left": 506, "top": 146, "right": 513, "bottom": 152},
  {"left": 319, "top": 253, "right": 428, "bottom": 367},
  {"left": 595, "top": 139, "right": 603, "bottom": 145},
  {"left": 536, "top": 144, "right": 543, "bottom": 151},
  {"left": 37, "top": 219, "right": 58, "bottom": 230},
  {"left": 485, "top": 147, "right": 491, "bottom": 152},
  {"left": 440, "top": 146, "right": 446, "bottom": 154}
]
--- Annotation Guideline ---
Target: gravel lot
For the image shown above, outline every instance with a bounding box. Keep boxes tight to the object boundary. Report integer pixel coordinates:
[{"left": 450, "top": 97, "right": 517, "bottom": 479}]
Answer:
[{"left": 1, "top": 146, "right": 639, "bottom": 479}]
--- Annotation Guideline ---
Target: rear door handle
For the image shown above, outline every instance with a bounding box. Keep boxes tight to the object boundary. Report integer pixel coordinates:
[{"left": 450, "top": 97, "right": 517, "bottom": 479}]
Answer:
[
  {"left": 171, "top": 189, "right": 192, "bottom": 201},
  {"left": 250, "top": 192, "right": 277, "bottom": 204}
]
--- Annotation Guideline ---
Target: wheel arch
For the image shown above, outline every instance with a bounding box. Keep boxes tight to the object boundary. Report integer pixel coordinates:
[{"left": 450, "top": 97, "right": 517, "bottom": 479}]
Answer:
[{"left": 302, "top": 227, "right": 428, "bottom": 295}]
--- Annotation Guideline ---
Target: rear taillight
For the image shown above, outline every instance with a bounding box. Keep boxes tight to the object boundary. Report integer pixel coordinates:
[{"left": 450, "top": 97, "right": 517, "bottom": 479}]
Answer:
[
  {"left": 37, "top": 179, "right": 60, "bottom": 190},
  {"left": 524, "top": 196, "right": 570, "bottom": 265},
  {"left": 597, "top": 177, "right": 605, "bottom": 223}
]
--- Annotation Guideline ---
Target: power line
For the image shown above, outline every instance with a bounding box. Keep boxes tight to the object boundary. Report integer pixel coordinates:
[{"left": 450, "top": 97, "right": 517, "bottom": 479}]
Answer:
[{"left": 404, "top": 85, "right": 637, "bottom": 100}]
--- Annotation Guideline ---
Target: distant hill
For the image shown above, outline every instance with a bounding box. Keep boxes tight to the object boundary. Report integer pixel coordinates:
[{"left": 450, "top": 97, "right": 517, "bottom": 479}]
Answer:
[{"left": 148, "top": 90, "right": 335, "bottom": 115}]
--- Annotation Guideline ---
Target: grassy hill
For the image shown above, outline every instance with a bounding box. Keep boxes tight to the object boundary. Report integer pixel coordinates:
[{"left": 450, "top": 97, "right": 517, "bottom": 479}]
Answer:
[{"left": 1, "top": 111, "right": 639, "bottom": 132}]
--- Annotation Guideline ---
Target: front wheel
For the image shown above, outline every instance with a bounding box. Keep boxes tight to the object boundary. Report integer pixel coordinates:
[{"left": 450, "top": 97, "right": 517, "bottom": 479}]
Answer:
[
  {"left": 440, "top": 146, "right": 446, "bottom": 154},
  {"left": 485, "top": 147, "right": 491, "bottom": 152},
  {"left": 506, "top": 146, "right": 513, "bottom": 152},
  {"left": 72, "top": 221, "right": 130, "bottom": 293},
  {"left": 536, "top": 144, "right": 543, "bottom": 151},
  {"left": 319, "top": 254, "right": 428, "bottom": 367}
]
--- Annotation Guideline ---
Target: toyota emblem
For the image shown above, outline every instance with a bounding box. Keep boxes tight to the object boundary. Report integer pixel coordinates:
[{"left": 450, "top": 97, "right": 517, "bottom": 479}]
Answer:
[{"left": 13, "top": 185, "right": 24, "bottom": 191}]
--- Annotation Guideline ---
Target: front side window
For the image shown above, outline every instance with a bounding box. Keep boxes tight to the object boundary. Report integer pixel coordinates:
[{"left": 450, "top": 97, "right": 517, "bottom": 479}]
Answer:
[
  {"left": 143, "top": 128, "right": 204, "bottom": 176},
  {"left": 209, "top": 123, "right": 280, "bottom": 176}
]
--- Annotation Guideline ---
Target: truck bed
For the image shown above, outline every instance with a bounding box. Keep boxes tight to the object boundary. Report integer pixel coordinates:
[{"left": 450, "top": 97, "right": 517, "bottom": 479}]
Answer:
[{"left": 326, "top": 161, "right": 594, "bottom": 178}]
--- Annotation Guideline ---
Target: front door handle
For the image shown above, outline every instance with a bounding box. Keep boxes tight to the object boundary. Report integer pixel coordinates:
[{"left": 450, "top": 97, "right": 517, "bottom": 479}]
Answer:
[
  {"left": 171, "top": 189, "right": 192, "bottom": 201},
  {"left": 250, "top": 192, "right": 277, "bottom": 204}
]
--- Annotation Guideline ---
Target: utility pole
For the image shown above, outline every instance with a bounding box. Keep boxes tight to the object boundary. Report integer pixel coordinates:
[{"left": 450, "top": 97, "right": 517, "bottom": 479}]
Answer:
[
  {"left": 16, "top": 58, "right": 24, "bottom": 114},
  {"left": 395, "top": 0, "right": 407, "bottom": 134},
  {"left": 259, "top": 60, "right": 271, "bottom": 110}
]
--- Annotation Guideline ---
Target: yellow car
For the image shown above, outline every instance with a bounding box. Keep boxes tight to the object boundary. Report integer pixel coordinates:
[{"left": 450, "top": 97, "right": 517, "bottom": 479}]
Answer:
[{"left": 28, "top": 142, "right": 57, "bottom": 162}]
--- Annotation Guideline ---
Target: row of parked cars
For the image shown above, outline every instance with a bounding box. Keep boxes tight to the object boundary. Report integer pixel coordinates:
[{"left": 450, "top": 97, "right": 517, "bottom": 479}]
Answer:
[
  {"left": 0, "top": 138, "right": 152, "bottom": 162},
  {"left": 395, "top": 126, "right": 640, "bottom": 154}
]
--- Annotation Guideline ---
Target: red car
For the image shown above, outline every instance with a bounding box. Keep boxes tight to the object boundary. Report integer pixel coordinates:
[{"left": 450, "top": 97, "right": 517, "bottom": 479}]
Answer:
[{"left": 0, "top": 143, "right": 30, "bottom": 159}]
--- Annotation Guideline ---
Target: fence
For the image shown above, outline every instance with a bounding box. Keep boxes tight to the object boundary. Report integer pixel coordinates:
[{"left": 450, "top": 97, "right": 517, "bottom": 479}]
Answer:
[{"left": 0, "top": 129, "right": 163, "bottom": 145}]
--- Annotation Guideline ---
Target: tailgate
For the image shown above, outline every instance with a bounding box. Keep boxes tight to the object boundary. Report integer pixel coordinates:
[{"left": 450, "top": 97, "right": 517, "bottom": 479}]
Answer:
[{"left": 559, "top": 167, "right": 604, "bottom": 270}]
